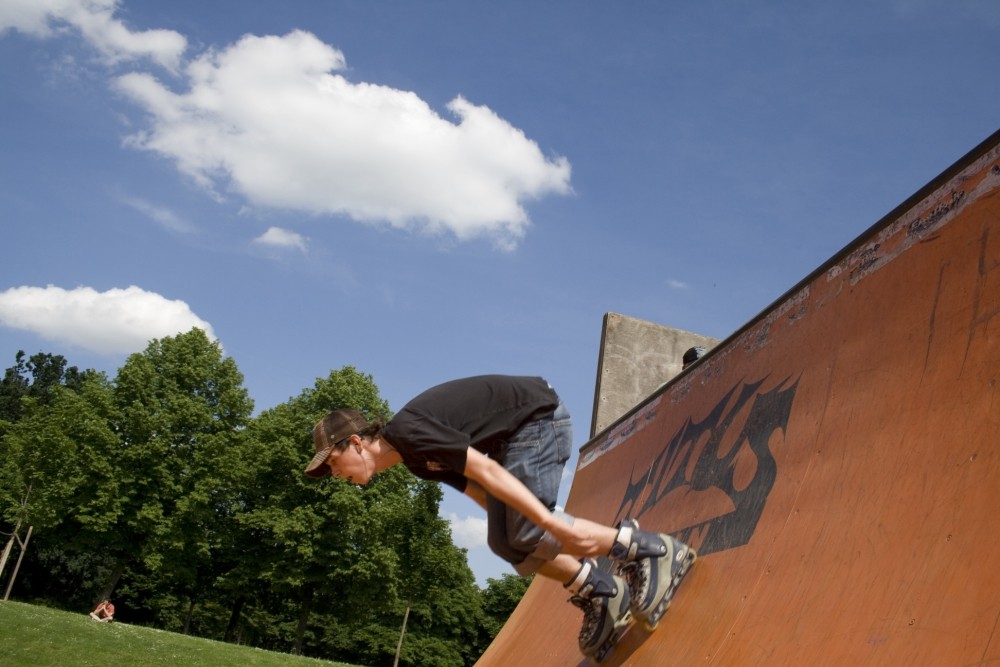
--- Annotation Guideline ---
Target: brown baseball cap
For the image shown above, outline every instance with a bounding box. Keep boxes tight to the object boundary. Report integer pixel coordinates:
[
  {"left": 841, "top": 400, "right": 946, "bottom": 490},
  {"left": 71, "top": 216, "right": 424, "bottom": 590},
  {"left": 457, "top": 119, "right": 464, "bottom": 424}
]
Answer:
[{"left": 303, "top": 408, "right": 370, "bottom": 478}]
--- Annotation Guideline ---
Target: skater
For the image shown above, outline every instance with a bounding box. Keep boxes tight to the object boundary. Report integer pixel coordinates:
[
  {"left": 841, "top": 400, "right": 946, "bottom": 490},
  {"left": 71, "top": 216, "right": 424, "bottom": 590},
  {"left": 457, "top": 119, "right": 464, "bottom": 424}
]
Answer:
[{"left": 304, "top": 375, "right": 694, "bottom": 661}]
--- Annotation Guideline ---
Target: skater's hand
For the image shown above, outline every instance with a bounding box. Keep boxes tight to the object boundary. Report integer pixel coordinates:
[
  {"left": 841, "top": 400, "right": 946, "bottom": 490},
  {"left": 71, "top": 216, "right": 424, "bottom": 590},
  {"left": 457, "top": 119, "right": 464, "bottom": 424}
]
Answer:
[{"left": 543, "top": 518, "right": 603, "bottom": 555}]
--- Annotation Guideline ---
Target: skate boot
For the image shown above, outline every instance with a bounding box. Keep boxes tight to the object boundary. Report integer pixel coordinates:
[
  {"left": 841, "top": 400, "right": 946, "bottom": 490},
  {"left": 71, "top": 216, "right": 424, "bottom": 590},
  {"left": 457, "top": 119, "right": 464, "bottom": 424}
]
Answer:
[
  {"left": 611, "top": 519, "right": 696, "bottom": 630},
  {"left": 567, "top": 558, "right": 633, "bottom": 663}
]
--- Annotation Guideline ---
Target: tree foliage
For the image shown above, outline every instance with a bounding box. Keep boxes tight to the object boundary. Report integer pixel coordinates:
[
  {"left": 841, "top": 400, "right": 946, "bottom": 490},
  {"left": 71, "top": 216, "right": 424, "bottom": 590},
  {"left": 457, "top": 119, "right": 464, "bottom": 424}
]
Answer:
[
  {"left": 480, "top": 573, "right": 533, "bottom": 638},
  {"left": 0, "top": 351, "right": 87, "bottom": 423},
  {"left": 0, "top": 341, "right": 527, "bottom": 665}
]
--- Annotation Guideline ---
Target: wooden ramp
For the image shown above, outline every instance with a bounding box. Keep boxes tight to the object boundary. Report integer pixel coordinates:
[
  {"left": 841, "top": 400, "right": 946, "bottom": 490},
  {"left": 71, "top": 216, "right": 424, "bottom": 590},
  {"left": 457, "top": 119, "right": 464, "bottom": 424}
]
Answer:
[{"left": 476, "top": 129, "right": 1000, "bottom": 666}]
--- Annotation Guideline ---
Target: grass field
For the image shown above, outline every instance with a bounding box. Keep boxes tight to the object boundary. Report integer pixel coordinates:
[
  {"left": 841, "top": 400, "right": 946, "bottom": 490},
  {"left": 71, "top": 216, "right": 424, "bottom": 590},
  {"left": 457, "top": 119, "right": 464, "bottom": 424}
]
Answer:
[{"left": 0, "top": 601, "right": 362, "bottom": 667}]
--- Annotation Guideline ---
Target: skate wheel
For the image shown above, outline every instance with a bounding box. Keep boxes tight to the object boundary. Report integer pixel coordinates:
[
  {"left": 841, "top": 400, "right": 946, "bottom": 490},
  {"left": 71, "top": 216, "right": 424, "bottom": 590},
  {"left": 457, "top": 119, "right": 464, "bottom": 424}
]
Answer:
[
  {"left": 592, "top": 638, "right": 615, "bottom": 663},
  {"left": 643, "top": 594, "right": 673, "bottom": 631},
  {"left": 672, "top": 549, "right": 697, "bottom": 588}
]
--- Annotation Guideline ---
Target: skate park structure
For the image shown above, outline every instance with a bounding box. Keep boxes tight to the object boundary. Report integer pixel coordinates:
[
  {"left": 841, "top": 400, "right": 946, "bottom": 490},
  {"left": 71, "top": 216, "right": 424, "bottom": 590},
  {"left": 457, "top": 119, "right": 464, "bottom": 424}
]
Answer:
[
  {"left": 476, "top": 128, "right": 1000, "bottom": 666},
  {"left": 591, "top": 313, "right": 718, "bottom": 438}
]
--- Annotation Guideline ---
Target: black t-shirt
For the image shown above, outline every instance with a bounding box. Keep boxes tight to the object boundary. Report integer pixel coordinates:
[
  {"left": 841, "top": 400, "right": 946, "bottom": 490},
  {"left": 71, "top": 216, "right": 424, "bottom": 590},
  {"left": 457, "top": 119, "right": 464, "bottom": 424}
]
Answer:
[{"left": 382, "top": 375, "right": 559, "bottom": 492}]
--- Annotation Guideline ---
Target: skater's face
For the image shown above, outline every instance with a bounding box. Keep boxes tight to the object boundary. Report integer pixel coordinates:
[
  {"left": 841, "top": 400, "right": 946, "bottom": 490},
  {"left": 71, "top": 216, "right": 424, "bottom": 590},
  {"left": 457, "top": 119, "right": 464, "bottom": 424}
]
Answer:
[{"left": 323, "top": 436, "right": 375, "bottom": 485}]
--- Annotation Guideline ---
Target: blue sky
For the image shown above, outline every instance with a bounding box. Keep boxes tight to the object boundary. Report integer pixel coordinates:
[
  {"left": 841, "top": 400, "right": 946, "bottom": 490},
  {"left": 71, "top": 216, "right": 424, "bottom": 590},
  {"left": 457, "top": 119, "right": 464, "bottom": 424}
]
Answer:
[{"left": 1, "top": 0, "right": 998, "bottom": 586}]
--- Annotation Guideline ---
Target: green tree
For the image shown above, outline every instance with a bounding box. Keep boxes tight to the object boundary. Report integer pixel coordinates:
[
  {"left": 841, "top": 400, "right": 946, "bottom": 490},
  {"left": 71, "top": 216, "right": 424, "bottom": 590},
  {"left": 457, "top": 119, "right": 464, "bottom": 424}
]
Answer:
[
  {"left": 374, "top": 479, "right": 484, "bottom": 667},
  {"left": 230, "top": 366, "right": 391, "bottom": 653},
  {"left": 110, "top": 328, "right": 254, "bottom": 630},
  {"left": 1, "top": 349, "right": 498, "bottom": 664},
  {"left": 479, "top": 573, "right": 532, "bottom": 639},
  {"left": 0, "top": 351, "right": 86, "bottom": 423},
  {"left": 0, "top": 372, "right": 121, "bottom": 606},
  {"left": 232, "top": 366, "right": 484, "bottom": 665}
]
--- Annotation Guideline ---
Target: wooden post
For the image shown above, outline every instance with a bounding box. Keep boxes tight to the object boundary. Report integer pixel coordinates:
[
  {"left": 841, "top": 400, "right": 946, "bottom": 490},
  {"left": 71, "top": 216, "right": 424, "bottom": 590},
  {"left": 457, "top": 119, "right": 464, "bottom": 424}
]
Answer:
[
  {"left": 0, "top": 520, "right": 19, "bottom": 581},
  {"left": 393, "top": 604, "right": 410, "bottom": 667},
  {"left": 3, "top": 525, "right": 33, "bottom": 601}
]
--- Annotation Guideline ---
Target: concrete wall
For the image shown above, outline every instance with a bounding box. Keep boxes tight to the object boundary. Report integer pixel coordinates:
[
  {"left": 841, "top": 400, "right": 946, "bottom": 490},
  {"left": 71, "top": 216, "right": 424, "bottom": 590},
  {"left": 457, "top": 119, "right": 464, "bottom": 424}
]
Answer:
[{"left": 590, "top": 312, "right": 718, "bottom": 437}]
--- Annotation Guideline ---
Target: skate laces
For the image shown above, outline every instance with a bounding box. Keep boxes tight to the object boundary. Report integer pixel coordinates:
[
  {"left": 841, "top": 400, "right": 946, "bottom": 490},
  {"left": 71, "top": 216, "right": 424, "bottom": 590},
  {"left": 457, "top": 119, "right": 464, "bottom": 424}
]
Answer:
[
  {"left": 570, "top": 594, "right": 604, "bottom": 644},
  {"left": 620, "top": 559, "right": 650, "bottom": 605}
]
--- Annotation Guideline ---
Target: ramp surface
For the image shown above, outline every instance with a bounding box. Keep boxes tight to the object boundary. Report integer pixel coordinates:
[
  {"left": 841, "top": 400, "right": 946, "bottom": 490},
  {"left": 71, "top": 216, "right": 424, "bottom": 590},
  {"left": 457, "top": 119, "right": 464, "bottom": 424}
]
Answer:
[{"left": 476, "top": 129, "right": 1000, "bottom": 666}]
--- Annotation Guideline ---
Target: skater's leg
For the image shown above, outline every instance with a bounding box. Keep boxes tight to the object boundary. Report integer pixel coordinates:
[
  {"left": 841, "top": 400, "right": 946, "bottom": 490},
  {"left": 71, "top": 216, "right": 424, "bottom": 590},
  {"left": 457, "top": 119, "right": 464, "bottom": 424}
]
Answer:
[
  {"left": 488, "top": 400, "right": 576, "bottom": 570},
  {"left": 485, "top": 400, "right": 619, "bottom": 572},
  {"left": 536, "top": 553, "right": 587, "bottom": 583}
]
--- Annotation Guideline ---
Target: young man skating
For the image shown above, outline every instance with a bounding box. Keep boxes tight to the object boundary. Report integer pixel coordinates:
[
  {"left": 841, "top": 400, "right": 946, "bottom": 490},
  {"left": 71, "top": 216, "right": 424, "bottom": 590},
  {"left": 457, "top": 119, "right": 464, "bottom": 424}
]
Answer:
[{"left": 304, "top": 375, "right": 694, "bottom": 661}]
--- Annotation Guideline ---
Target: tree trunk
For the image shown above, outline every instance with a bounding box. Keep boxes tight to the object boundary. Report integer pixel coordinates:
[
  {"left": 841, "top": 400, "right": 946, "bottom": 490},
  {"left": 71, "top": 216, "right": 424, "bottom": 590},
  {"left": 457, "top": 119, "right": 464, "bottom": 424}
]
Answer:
[
  {"left": 182, "top": 596, "right": 195, "bottom": 635},
  {"left": 293, "top": 586, "right": 314, "bottom": 655},
  {"left": 96, "top": 563, "right": 125, "bottom": 605},
  {"left": 224, "top": 596, "right": 246, "bottom": 643}
]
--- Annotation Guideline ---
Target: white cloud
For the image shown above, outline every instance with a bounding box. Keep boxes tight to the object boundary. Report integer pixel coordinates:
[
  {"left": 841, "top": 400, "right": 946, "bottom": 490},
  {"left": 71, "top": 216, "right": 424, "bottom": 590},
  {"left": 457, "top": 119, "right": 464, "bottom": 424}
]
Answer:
[
  {"left": 1, "top": 5, "right": 571, "bottom": 249},
  {"left": 0, "top": 0, "right": 186, "bottom": 71},
  {"left": 667, "top": 279, "right": 689, "bottom": 290},
  {"left": 253, "top": 226, "right": 308, "bottom": 253},
  {"left": 119, "top": 195, "right": 195, "bottom": 233},
  {"left": 114, "top": 30, "right": 572, "bottom": 250},
  {"left": 446, "top": 512, "right": 488, "bottom": 551},
  {"left": 0, "top": 285, "right": 216, "bottom": 356}
]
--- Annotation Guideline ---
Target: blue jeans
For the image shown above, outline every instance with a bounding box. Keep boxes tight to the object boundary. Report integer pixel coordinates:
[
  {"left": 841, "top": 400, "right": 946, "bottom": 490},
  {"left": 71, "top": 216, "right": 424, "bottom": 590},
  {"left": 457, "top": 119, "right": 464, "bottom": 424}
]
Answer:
[{"left": 486, "top": 400, "right": 574, "bottom": 575}]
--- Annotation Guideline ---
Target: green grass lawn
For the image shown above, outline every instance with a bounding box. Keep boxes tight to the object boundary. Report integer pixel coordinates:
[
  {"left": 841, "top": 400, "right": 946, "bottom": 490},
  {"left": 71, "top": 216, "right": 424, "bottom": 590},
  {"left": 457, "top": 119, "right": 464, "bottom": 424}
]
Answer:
[{"left": 0, "top": 601, "right": 362, "bottom": 667}]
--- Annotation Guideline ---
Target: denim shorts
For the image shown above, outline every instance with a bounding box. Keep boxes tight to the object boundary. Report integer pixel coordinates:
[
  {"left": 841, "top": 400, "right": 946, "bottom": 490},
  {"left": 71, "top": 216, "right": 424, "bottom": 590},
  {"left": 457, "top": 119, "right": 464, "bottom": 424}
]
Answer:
[{"left": 486, "top": 400, "right": 574, "bottom": 575}]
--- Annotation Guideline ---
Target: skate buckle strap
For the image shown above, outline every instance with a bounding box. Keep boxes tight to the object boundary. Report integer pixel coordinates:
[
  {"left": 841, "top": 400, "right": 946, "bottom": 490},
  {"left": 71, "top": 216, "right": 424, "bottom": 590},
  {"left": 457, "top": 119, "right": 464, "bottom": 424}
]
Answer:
[
  {"left": 566, "top": 559, "right": 593, "bottom": 595},
  {"left": 609, "top": 523, "right": 636, "bottom": 561}
]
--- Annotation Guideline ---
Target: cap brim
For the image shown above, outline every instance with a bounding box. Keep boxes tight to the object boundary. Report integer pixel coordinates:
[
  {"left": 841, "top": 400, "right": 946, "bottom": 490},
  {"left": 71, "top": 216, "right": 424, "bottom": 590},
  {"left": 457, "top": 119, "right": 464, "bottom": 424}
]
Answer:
[{"left": 304, "top": 446, "right": 333, "bottom": 478}]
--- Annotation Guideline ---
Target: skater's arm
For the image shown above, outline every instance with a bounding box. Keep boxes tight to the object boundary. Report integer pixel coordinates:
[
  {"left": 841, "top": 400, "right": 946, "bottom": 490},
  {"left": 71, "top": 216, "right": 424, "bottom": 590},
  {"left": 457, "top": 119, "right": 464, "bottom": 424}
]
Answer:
[
  {"left": 463, "top": 448, "right": 603, "bottom": 555},
  {"left": 463, "top": 449, "right": 553, "bottom": 528},
  {"left": 464, "top": 480, "right": 488, "bottom": 511}
]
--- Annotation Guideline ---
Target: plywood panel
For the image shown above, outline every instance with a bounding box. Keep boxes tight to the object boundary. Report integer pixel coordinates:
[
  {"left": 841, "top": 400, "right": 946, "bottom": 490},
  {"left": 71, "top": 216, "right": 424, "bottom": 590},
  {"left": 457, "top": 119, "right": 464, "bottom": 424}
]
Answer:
[{"left": 477, "top": 129, "right": 1000, "bottom": 666}]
